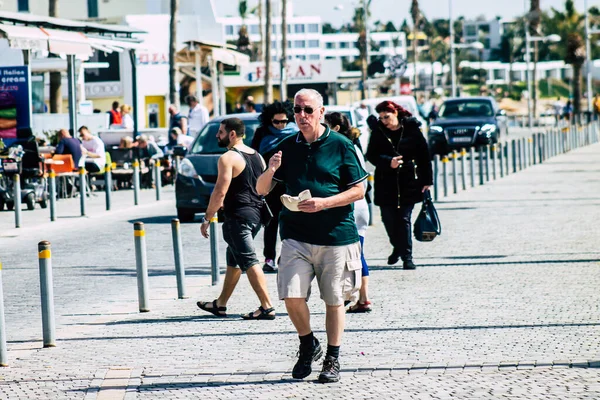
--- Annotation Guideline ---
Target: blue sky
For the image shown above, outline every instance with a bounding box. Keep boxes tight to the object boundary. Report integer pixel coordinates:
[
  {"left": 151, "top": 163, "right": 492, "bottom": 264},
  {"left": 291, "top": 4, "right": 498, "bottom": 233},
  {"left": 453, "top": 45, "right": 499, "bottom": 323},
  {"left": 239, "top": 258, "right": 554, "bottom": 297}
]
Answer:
[{"left": 215, "top": 0, "right": 596, "bottom": 25}]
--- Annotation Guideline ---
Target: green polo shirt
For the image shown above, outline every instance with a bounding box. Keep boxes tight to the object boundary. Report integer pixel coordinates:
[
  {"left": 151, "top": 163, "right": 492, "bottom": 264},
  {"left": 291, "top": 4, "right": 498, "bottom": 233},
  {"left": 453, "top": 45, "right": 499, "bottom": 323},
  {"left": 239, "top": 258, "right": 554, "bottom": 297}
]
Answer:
[{"left": 273, "top": 125, "right": 369, "bottom": 246}]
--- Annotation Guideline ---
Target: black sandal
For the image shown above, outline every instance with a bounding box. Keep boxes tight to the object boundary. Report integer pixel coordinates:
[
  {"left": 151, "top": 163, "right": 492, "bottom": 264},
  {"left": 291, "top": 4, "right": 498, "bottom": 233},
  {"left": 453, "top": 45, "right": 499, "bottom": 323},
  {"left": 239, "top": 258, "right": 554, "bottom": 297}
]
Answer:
[
  {"left": 241, "top": 306, "right": 276, "bottom": 320},
  {"left": 197, "top": 299, "right": 227, "bottom": 317}
]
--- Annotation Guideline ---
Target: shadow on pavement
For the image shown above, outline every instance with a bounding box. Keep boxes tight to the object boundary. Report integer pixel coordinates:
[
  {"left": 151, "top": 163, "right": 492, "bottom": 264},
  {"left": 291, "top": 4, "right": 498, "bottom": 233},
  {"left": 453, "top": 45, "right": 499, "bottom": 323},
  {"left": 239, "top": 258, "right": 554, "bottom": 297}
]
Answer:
[
  {"left": 81, "top": 267, "right": 212, "bottom": 277},
  {"left": 127, "top": 215, "right": 181, "bottom": 225},
  {"left": 369, "top": 258, "right": 600, "bottom": 270}
]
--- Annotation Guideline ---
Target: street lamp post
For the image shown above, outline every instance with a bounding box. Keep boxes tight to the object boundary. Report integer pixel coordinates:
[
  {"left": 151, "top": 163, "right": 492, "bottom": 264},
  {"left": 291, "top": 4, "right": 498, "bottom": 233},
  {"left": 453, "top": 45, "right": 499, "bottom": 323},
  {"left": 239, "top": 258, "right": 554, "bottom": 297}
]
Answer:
[
  {"left": 363, "top": 0, "right": 370, "bottom": 100},
  {"left": 450, "top": 41, "right": 484, "bottom": 98},
  {"left": 449, "top": 0, "right": 457, "bottom": 97},
  {"left": 585, "top": 0, "right": 592, "bottom": 114}
]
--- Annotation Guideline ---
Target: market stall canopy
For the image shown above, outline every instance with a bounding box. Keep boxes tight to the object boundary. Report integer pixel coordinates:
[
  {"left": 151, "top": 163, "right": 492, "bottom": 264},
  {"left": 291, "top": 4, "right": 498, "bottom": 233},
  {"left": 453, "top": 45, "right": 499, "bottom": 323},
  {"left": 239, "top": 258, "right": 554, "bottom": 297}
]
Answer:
[{"left": 176, "top": 40, "right": 250, "bottom": 67}]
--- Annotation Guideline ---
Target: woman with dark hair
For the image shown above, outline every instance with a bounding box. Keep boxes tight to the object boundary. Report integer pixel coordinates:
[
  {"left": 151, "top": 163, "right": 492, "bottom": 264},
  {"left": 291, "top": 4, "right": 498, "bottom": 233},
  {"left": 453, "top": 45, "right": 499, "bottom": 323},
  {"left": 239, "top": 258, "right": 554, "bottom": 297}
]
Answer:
[
  {"left": 324, "top": 112, "right": 371, "bottom": 312},
  {"left": 366, "top": 100, "right": 433, "bottom": 269},
  {"left": 251, "top": 100, "right": 299, "bottom": 272}
]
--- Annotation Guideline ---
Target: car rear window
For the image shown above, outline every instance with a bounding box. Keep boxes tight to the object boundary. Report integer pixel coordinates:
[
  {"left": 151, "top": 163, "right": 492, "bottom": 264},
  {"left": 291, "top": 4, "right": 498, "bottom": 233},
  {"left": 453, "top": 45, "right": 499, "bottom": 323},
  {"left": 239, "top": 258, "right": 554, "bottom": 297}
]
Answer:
[
  {"left": 439, "top": 101, "right": 493, "bottom": 118},
  {"left": 190, "top": 119, "right": 260, "bottom": 154}
]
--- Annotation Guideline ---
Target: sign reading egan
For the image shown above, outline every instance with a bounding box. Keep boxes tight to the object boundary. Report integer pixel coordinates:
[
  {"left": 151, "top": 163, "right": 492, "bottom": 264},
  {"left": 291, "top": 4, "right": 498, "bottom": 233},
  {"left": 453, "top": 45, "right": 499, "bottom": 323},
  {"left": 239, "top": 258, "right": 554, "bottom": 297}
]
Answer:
[{"left": 224, "top": 60, "right": 342, "bottom": 87}]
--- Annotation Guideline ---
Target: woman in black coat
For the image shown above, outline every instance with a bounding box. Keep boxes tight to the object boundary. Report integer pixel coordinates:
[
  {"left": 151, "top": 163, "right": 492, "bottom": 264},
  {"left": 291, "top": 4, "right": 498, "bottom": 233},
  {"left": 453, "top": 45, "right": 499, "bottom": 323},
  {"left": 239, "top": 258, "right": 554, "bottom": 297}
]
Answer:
[
  {"left": 250, "top": 100, "right": 298, "bottom": 273},
  {"left": 366, "top": 100, "right": 433, "bottom": 269}
]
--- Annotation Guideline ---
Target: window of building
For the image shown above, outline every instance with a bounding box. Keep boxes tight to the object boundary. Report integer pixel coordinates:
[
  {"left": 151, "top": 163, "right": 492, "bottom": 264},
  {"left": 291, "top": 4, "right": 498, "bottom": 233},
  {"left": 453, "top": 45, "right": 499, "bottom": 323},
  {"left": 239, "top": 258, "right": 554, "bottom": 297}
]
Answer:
[
  {"left": 272, "top": 56, "right": 279, "bottom": 62},
  {"left": 325, "top": 42, "right": 335, "bottom": 49},
  {"left": 84, "top": 51, "right": 120, "bottom": 82},
  {"left": 465, "top": 25, "right": 477, "bottom": 36},
  {"left": 493, "top": 69, "right": 506, "bottom": 80},
  {"left": 87, "top": 0, "right": 99, "bottom": 18},
  {"left": 340, "top": 42, "right": 350, "bottom": 49},
  {"left": 308, "top": 54, "right": 320, "bottom": 60},
  {"left": 272, "top": 40, "right": 277, "bottom": 49},
  {"left": 288, "top": 40, "right": 292, "bottom": 48},
  {"left": 250, "top": 25, "right": 259, "bottom": 34},
  {"left": 225, "top": 25, "right": 234, "bottom": 35},
  {"left": 325, "top": 56, "right": 335, "bottom": 59},
  {"left": 480, "top": 25, "right": 490, "bottom": 34},
  {"left": 17, "top": 0, "right": 29, "bottom": 12},
  {"left": 308, "top": 39, "right": 319, "bottom": 48},
  {"left": 484, "top": 38, "right": 491, "bottom": 49},
  {"left": 307, "top": 23, "right": 319, "bottom": 33},
  {"left": 294, "top": 40, "right": 305, "bottom": 48},
  {"left": 297, "top": 55, "right": 306, "bottom": 60},
  {"left": 294, "top": 24, "right": 305, "bottom": 33},
  {"left": 272, "top": 24, "right": 279, "bottom": 34},
  {"left": 379, "top": 41, "right": 389, "bottom": 48}
]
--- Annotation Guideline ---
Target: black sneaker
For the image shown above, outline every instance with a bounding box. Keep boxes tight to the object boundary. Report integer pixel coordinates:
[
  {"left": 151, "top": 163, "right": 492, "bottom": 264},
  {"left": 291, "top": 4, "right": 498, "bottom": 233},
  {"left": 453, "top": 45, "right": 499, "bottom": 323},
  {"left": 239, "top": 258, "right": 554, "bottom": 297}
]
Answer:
[
  {"left": 403, "top": 260, "right": 417, "bottom": 270},
  {"left": 262, "top": 259, "right": 278, "bottom": 273},
  {"left": 387, "top": 249, "right": 401, "bottom": 265},
  {"left": 292, "top": 338, "right": 323, "bottom": 379},
  {"left": 318, "top": 355, "right": 341, "bottom": 383}
]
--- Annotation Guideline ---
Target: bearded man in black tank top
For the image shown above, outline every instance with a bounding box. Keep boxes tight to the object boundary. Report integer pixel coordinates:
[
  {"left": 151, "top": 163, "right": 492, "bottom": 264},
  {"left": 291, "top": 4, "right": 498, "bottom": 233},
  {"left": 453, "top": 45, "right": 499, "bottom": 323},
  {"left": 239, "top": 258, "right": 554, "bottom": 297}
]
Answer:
[{"left": 197, "top": 118, "right": 276, "bottom": 320}]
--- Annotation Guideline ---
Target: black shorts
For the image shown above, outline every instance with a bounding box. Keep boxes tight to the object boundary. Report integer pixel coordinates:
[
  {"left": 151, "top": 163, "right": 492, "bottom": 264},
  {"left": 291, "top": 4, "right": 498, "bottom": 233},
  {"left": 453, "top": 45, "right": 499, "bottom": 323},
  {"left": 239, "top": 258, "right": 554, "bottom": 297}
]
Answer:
[{"left": 222, "top": 219, "right": 261, "bottom": 271}]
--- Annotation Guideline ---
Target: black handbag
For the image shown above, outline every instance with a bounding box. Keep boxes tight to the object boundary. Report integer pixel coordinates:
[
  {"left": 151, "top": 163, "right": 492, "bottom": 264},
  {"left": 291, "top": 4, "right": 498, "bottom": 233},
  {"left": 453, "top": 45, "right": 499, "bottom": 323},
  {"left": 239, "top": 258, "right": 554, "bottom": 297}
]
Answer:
[
  {"left": 260, "top": 199, "right": 274, "bottom": 227},
  {"left": 414, "top": 190, "right": 441, "bottom": 242}
]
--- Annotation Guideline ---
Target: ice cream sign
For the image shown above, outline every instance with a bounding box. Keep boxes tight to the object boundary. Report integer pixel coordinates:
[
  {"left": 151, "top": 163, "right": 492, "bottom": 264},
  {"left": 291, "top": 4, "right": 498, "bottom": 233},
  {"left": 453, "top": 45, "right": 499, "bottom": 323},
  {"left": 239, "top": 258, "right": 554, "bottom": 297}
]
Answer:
[
  {"left": 224, "top": 59, "right": 342, "bottom": 87},
  {"left": 0, "top": 67, "right": 31, "bottom": 143}
]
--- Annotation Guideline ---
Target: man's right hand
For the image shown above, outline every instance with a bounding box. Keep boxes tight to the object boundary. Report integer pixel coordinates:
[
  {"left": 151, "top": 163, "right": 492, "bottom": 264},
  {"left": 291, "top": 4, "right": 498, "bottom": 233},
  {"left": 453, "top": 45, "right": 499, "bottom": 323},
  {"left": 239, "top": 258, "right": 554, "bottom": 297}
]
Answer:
[
  {"left": 269, "top": 151, "right": 282, "bottom": 173},
  {"left": 390, "top": 155, "right": 403, "bottom": 169}
]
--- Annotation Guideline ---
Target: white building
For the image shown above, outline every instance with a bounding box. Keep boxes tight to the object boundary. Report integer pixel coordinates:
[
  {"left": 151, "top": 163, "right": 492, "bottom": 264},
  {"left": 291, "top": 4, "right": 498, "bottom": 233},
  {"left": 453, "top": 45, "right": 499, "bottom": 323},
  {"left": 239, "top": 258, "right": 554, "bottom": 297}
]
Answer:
[
  {"left": 462, "top": 19, "right": 504, "bottom": 60},
  {"left": 321, "top": 32, "right": 407, "bottom": 64}
]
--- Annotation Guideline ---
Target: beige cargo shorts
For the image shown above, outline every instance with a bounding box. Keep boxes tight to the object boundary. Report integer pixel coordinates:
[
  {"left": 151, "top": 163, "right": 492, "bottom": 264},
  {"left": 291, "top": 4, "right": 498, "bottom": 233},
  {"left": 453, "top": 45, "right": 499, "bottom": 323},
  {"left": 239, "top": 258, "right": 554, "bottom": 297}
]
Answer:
[{"left": 277, "top": 239, "right": 362, "bottom": 306}]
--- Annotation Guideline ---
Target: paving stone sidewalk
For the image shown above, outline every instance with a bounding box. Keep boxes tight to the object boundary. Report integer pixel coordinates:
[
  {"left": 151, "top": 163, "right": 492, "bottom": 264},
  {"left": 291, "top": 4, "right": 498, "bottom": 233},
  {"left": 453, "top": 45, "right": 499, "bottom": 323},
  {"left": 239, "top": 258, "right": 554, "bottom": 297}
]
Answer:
[{"left": 0, "top": 143, "right": 599, "bottom": 399}]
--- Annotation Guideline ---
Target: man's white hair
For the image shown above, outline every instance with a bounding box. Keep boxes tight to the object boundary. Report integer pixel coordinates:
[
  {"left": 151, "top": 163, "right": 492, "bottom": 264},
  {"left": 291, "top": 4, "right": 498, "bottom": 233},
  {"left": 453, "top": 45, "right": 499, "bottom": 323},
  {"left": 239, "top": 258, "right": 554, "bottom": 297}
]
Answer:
[{"left": 294, "top": 89, "right": 323, "bottom": 107}]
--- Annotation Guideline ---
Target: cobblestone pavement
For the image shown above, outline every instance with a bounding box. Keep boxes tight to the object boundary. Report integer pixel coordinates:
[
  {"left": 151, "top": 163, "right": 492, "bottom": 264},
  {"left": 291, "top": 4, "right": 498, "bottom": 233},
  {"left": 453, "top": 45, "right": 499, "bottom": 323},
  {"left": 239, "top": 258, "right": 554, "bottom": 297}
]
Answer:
[{"left": 0, "top": 142, "right": 599, "bottom": 399}]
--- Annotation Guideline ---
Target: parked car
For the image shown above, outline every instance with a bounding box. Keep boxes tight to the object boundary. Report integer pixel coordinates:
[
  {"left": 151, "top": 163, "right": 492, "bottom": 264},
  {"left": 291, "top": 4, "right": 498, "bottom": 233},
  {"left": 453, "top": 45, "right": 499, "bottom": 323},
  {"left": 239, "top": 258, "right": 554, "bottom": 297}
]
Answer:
[
  {"left": 174, "top": 113, "right": 260, "bottom": 222},
  {"left": 427, "top": 97, "right": 507, "bottom": 156},
  {"left": 324, "top": 105, "right": 370, "bottom": 151}
]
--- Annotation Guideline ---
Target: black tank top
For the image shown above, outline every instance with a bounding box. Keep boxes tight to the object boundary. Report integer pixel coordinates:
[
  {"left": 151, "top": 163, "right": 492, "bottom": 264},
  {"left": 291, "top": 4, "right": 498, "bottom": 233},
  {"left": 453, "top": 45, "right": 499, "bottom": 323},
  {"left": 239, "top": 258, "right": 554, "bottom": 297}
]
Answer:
[{"left": 222, "top": 147, "right": 263, "bottom": 222}]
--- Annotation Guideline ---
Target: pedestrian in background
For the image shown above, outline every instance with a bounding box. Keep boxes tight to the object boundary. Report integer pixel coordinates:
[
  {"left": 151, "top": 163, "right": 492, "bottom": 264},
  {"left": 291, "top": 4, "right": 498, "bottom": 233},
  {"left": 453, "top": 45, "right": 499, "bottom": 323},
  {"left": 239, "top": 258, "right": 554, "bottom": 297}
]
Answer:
[
  {"left": 198, "top": 118, "right": 276, "bottom": 321},
  {"left": 168, "top": 105, "right": 188, "bottom": 143},
  {"left": 324, "top": 112, "right": 371, "bottom": 313},
  {"left": 186, "top": 95, "right": 209, "bottom": 137},
  {"left": 120, "top": 104, "right": 134, "bottom": 130},
  {"left": 107, "top": 101, "right": 122, "bottom": 127},
  {"left": 257, "top": 89, "right": 368, "bottom": 383},
  {"left": 78, "top": 126, "right": 106, "bottom": 173},
  {"left": 251, "top": 100, "right": 299, "bottom": 273},
  {"left": 365, "top": 100, "right": 432, "bottom": 270},
  {"left": 55, "top": 128, "right": 83, "bottom": 167}
]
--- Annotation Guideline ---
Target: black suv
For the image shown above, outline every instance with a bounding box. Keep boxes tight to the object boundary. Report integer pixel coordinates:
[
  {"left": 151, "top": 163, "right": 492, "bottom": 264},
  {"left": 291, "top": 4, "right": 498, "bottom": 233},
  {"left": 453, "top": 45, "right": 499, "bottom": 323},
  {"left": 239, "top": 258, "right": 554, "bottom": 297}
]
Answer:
[
  {"left": 174, "top": 113, "right": 260, "bottom": 222},
  {"left": 428, "top": 97, "right": 507, "bottom": 155}
]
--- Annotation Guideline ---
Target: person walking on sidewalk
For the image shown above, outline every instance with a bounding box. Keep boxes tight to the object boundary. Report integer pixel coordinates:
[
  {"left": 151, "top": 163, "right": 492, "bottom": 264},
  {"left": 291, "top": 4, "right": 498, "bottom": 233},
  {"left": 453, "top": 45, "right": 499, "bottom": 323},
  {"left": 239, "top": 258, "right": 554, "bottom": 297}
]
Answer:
[
  {"left": 251, "top": 100, "right": 299, "bottom": 273},
  {"left": 365, "top": 100, "right": 432, "bottom": 269},
  {"left": 324, "top": 112, "right": 372, "bottom": 313},
  {"left": 198, "top": 118, "right": 276, "bottom": 321},
  {"left": 257, "top": 89, "right": 368, "bottom": 383}
]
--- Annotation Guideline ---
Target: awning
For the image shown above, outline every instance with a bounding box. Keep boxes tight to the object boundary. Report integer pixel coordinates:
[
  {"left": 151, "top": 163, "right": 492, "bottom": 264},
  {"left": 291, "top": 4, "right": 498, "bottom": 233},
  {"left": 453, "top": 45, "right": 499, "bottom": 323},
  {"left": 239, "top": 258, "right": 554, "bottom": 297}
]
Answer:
[
  {"left": 0, "top": 24, "right": 48, "bottom": 51},
  {"left": 40, "top": 27, "right": 93, "bottom": 56},
  {"left": 86, "top": 36, "right": 147, "bottom": 53},
  {"left": 212, "top": 47, "right": 249, "bottom": 67}
]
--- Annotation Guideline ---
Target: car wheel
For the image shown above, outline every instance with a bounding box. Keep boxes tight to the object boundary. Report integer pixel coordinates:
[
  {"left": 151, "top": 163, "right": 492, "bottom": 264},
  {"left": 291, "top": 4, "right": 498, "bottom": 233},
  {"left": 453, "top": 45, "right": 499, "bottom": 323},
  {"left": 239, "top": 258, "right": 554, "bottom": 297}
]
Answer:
[
  {"left": 39, "top": 192, "right": 48, "bottom": 209},
  {"left": 177, "top": 207, "right": 196, "bottom": 223},
  {"left": 6, "top": 201, "right": 14, "bottom": 211},
  {"left": 25, "top": 193, "right": 36, "bottom": 210},
  {"left": 0, "top": 199, "right": 4, "bottom": 211}
]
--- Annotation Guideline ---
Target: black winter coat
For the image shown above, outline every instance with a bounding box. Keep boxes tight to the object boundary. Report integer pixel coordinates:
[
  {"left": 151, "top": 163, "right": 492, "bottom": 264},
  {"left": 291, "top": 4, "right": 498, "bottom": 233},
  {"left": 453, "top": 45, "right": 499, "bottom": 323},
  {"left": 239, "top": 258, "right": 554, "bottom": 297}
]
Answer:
[{"left": 365, "top": 116, "right": 433, "bottom": 207}]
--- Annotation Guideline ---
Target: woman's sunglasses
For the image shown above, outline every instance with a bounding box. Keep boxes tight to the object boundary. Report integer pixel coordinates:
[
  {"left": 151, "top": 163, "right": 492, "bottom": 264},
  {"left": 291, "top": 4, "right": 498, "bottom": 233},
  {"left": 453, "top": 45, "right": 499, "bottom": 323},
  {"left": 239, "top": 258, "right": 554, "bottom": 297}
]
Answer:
[
  {"left": 272, "top": 119, "right": 289, "bottom": 125},
  {"left": 293, "top": 106, "right": 315, "bottom": 115}
]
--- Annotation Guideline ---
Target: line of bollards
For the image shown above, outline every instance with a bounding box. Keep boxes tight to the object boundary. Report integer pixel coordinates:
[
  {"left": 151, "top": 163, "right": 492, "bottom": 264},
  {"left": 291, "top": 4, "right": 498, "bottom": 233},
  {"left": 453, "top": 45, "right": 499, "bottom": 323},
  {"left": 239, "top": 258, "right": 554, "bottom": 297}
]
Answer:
[
  {"left": 171, "top": 219, "right": 187, "bottom": 299},
  {"left": 78, "top": 167, "right": 86, "bottom": 217},
  {"left": 105, "top": 165, "right": 112, "bottom": 211},
  {"left": 132, "top": 160, "right": 140, "bottom": 206},
  {"left": 38, "top": 241, "right": 56, "bottom": 348},
  {"left": 13, "top": 174, "right": 21, "bottom": 228}
]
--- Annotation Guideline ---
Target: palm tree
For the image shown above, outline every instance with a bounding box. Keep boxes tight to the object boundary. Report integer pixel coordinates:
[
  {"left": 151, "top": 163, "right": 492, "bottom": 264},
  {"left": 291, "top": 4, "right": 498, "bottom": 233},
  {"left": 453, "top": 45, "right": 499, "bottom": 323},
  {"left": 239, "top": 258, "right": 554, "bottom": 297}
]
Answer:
[
  {"left": 410, "top": 0, "right": 421, "bottom": 90},
  {"left": 280, "top": 0, "right": 288, "bottom": 101},
  {"left": 236, "top": 0, "right": 251, "bottom": 56},
  {"left": 169, "top": 0, "right": 179, "bottom": 106},
  {"left": 263, "top": 0, "right": 273, "bottom": 104},
  {"left": 353, "top": 2, "right": 370, "bottom": 100},
  {"left": 529, "top": 0, "right": 541, "bottom": 119},
  {"left": 49, "top": 0, "right": 61, "bottom": 113}
]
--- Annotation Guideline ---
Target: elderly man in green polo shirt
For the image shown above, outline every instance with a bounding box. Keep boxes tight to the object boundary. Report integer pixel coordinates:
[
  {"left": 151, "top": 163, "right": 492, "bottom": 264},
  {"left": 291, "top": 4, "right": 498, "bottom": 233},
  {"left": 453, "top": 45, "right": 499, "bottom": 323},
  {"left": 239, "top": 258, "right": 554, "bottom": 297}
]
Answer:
[{"left": 257, "top": 88, "right": 368, "bottom": 383}]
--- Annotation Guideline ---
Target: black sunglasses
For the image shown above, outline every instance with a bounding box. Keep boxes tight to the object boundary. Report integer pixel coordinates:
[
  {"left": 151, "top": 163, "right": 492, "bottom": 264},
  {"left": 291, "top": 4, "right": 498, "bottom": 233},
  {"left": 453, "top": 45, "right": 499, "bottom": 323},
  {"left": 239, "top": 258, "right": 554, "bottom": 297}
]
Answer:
[
  {"left": 272, "top": 119, "right": 289, "bottom": 125},
  {"left": 293, "top": 106, "right": 315, "bottom": 115}
]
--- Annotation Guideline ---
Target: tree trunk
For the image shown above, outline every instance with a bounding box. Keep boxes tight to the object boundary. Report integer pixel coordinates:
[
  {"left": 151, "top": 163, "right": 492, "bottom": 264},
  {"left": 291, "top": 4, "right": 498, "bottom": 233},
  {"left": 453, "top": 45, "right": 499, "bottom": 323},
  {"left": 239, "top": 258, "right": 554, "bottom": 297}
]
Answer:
[
  {"left": 264, "top": 0, "right": 273, "bottom": 104},
  {"left": 360, "top": 38, "right": 367, "bottom": 100},
  {"left": 573, "top": 63, "right": 582, "bottom": 120},
  {"left": 49, "top": 0, "right": 61, "bottom": 114},
  {"left": 258, "top": 0, "right": 264, "bottom": 63},
  {"left": 508, "top": 45, "right": 514, "bottom": 95},
  {"left": 412, "top": 28, "right": 419, "bottom": 90},
  {"left": 280, "top": 0, "right": 287, "bottom": 101},
  {"left": 532, "top": 41, "right": 538, "bottom": 121},
  {"left": 169, "top": 0, "right": 178, "bottom": 106}
]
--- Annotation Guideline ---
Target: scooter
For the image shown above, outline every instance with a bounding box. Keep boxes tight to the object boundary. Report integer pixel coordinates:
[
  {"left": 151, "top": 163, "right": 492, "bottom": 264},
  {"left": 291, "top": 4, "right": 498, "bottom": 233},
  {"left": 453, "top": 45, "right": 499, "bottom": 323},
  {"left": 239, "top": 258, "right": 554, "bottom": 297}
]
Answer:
[{"left": 0, "top": 145, "right": 48, "bottom": 211}]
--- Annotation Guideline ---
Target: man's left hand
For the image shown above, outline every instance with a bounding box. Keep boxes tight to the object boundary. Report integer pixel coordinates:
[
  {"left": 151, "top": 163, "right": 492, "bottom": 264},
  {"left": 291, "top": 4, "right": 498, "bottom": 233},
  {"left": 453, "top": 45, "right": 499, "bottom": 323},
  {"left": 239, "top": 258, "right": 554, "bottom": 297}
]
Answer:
[
  {"left": 298, "top": 198, "right": 328, "bottom": 213},
  {"left": 200, "top": 221, "right": 210, "bottom": 238},
  {"left": 422, "top": 185, "right": 432, "bottom": 193}
]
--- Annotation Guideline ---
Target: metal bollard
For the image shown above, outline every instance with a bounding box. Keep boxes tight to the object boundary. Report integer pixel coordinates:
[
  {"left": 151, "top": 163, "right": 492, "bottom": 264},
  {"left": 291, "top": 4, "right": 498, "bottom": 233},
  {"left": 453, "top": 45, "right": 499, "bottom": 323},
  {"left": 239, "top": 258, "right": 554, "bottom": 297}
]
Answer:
[
  {"left": 512, "top": 140, "right": 517, "bottom": 173},
  {"left": 78, "top": 167, "right": 86, "bottom": 217},
  {"left": 0, "top": 259, "right": 8, "bottom": 366},
  {"left": 478, "top": 146, "right": 484, "bottom": 185},
  {"left": 433, "top": 155, "right": 440, "bottom": 202},
  {"left": 532, "top": 135, "right": 537, "bottom": 164},
  {"left": 173, "top": 156, "right": 181, "bottom": 180},
  {"left": 504, "top": 142, "right": 510, "bottom": 174},
  {"left": 517, "top": 139, "right": 523, "bottom": 171},
  {"left": 133, "top": 222, "right": 150, "bottom": 312},
  {"left": 498, "top": 143, "right": 504, "bottom": 178},
  {"left": 209, "top": 217, "right": 221, "bottom": 286},
  {"left": 460, "top": 148, "right": 467, "bottom": 191},
  {"left": 38, "top": 241, "right": 56, "bottom": 348},
  {"left": 485, "top": 145, "right": 490, "bottom": 182},
  {"left": 49, "top": 170, "right": 57, "bottom": 222},
  {"left": 154, "top": 160, "right": 161, "bottom": 201},
  {"left": 538, "top": 133, "right": 544, "bottom": 163},
  {"left": 105, "top": 165, "right": 112, "bottom": 211},
  {"left": 469, "top": 147, "right": 475, "bottom": 187},
  {"left": 13, "top": 174, "right": 21, "bottom": 228},
  {"left": 367, "top": 174, "right": 375, "bottom": 223},
  {"left": 171, "top": 219, "right": 187, "bottom": 299},
  {"left": 451, "top": 151, "right": 458, "bottom": 194},
  {"left": 132, "top": 160, "right": 140, "bottom": 206},
  {"left": 491, "top": 144, "right": 497, "bottom": 180}
]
